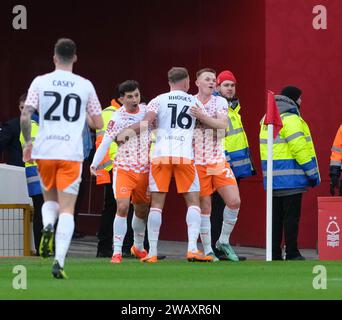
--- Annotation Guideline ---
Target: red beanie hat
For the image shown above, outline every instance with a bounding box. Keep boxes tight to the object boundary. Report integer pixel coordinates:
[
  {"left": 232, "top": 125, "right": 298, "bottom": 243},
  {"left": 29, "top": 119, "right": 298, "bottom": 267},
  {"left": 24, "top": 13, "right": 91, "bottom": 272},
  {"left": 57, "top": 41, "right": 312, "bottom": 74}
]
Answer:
[{"left": 217, "top": 70, "right": 237, "bottom": 85}]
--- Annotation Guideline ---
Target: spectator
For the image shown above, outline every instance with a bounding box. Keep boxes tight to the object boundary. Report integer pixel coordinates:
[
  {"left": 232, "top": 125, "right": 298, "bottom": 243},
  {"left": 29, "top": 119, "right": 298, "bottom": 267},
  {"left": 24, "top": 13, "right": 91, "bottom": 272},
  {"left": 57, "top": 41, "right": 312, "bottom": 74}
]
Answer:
[
  {"left": 330, "top": 124, "right": 342, "bottom": 196},
  {"left": 259, "top": 86, "right": 320, "bottom": 260},
  {"left": 0, "top": 96, "right": 25, "bottom": 167}
]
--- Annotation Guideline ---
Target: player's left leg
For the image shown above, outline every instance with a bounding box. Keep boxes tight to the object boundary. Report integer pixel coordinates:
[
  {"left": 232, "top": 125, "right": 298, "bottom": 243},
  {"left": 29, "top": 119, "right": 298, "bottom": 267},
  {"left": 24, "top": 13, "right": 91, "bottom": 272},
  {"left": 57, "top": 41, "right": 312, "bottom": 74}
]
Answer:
[
  {"left": 175, "top": 161, "right": 211, "bottom": 262},
  {"left": 130, "top": 172, "right": 150, "bottom": 259},
  {"left": 131, "top": 203, "right": 149, "bottom": 259},
  {"left": 199, "top": 195, "right": 218, "bottom": 261},
  {"left": 53, "top": 190, "right": 78, "bottom": 279},
  {"left": 52, "top": 160, "right": 82, "bottom": 278},
  {"left": 214, "top": 163, "right": 241, "bottom": 262}
]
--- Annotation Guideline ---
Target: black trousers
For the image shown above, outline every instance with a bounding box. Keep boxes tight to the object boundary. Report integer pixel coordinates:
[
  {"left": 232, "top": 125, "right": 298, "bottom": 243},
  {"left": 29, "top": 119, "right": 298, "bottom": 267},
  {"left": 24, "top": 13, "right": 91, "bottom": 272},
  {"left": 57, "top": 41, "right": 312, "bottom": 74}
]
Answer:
[
  {"left": 97, "top": 173, "right": 135, "bottom": 254},
  {"left": 211, "top": 191, "right": 225, "bottom": 249},
  {"left": 272, "top": 193, "right": 303, "bottom": 259},
  {"left": 31, "top": 194, "right": 44, "bottom": 254}
]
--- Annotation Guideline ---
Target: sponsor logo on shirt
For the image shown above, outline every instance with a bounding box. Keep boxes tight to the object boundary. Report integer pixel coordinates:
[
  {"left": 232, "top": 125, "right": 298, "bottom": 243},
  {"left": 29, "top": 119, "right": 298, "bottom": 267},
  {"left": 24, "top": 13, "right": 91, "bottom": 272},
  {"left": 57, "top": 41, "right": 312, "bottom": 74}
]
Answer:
[{"left": 45, "top": 134, "right": 71, "bottom": 141}]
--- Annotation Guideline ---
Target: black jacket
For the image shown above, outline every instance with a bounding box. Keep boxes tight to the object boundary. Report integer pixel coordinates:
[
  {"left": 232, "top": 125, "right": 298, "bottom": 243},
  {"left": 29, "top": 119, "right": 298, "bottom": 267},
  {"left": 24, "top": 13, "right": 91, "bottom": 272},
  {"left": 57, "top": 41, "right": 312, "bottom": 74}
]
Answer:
[{"left": 0, "top": 117, "right": 24, "bottom": 167}]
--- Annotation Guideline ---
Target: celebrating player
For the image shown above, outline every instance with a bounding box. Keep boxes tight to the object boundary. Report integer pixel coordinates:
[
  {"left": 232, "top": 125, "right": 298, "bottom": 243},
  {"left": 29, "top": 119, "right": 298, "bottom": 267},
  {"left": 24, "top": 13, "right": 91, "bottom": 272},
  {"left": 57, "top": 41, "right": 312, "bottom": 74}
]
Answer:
[
  {"left": 20, "top": 38, "right": 103, "bottom": 278},
  {"left": 91, "top": 80, "right": 150, "bottom": 263},
  {"left": 191, "top": 68, "right": 241, "bottom": 261}
]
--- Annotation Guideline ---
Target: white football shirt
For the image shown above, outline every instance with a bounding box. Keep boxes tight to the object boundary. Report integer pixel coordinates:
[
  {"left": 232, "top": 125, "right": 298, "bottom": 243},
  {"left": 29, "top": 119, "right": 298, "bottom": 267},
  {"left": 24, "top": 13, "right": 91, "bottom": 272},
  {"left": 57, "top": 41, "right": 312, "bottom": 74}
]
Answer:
[
  {"left": 25, "top": 70, "right": 102, "bottom": 161},
  {"left": 105, "top": 104, "right": 150, "bottom": 173},
  {"left": 147, "top": 90, "right": 203, "bottom": 160},
  {"left": 194, "top": 95, "right": 228, "bottom": 165}
]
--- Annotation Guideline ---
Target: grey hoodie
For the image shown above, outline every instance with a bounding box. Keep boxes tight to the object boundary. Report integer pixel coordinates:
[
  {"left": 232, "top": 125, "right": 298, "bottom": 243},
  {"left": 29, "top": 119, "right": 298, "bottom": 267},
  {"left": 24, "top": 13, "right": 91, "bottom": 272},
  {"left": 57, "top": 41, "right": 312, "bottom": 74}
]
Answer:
[{"left": 275, "top": 95, "right": 300, "bottom": 115}]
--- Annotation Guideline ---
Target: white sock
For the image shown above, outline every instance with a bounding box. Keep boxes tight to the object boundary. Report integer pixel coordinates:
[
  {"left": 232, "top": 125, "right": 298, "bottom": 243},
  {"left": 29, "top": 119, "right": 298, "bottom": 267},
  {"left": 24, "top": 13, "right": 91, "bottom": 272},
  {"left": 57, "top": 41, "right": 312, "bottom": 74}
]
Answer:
[
  {"left": 147, "top": 208, "right": 162, "bottom": 257},
  {"left": 219, "top": 206, "right": 239, "bottom": 244},
  {"left": 186, "top": 206, "right": 201, "bottom": 253},
  {"left": 132, "top": 213, "right": 146, "bottom": 251},
  {"left": 113, "top": 215, "right": 127, "bottom": 255},
  {"left": 200, "top": 214, "right": 213, "bottom": 255},
  {"left": 42, "top": 201, "right": 59, "bottom": 228},
  {"left": 55, "top": 213, "right": 74, "bottom": 268}
]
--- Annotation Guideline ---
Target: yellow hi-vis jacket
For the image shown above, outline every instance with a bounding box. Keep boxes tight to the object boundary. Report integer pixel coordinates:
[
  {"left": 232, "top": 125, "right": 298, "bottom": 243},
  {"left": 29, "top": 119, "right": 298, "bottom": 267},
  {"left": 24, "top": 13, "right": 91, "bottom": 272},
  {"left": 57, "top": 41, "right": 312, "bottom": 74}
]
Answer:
[
  {"left": 95, "top": 102, "right": 120, "bottom": 185},
  {"left": 19, "top": 115, "right": 41, "bottom": 196},
  {"left": 224, "top": 100, "right": 255, "bottom": 178},
  {"left": 259, "top": 95, "right": 320, "bottom": 190}
]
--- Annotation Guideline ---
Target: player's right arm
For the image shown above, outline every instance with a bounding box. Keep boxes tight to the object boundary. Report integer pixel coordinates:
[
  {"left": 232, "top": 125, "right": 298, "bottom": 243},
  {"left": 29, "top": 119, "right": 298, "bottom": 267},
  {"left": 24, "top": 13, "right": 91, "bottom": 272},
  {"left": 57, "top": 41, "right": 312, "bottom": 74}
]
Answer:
[
  {"left": 21, "top": 77, "right": 40, "bottom": 162},
  {"left": 88, "top": 114, "right": 103, "bottom": 130},
  {"left": 90, "top": 135, "right": 112, "bottom": 176},
  {"left": 90, "top": 115, "right": 118, "bottom": 176}
]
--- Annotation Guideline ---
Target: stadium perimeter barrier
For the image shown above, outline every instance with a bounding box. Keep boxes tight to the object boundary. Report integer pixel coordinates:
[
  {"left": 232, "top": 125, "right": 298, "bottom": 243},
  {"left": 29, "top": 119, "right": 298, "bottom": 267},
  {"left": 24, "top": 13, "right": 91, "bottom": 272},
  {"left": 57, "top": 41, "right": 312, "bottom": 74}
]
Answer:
[
  {"left": 0, "top": 164, "right": 34, "bottom": 256},
  {"left": 318, "top": 196, "right": 342, "bottom": 260}
]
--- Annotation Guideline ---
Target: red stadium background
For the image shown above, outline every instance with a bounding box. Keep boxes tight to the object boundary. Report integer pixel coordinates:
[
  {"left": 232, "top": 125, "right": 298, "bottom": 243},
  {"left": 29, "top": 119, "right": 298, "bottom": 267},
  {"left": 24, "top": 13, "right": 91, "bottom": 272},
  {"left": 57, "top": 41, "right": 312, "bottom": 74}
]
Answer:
[{"left": 0, "top": 0, "right": 340, "bottom": 248}]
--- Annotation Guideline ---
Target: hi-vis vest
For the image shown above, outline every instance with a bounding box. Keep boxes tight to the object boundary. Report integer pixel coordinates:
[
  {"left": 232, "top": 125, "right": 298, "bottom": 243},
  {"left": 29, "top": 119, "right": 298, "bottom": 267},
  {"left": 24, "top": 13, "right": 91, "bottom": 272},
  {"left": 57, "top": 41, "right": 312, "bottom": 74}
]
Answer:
[
  {"left": 95, "top": 102, "right": 120, "bottom": 185},
  {"left": 259, "top": 112, "right": 320, "bottom": 190},
  {"left": 19, "top": 117, "right": 41, "bottom": 197},
  {"left": 224, "top": 103, "right": 254, "bottom": 178},
  {"left": 330, "top": 124, "right": 342, "bottom": 169}
]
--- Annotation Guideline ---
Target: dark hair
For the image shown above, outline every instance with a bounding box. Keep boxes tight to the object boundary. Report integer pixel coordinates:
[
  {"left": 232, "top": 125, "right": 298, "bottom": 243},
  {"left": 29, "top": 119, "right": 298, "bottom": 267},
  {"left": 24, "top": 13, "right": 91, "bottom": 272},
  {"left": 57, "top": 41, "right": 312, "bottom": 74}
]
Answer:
[
  {"left": 118, "top": 80, "right": 140, "bottom": 97},
  {"left": 54, "top": 38, "right": 77, "bottom": 64},
  {"left": 280, "top": 86, "right": 302, "bottom": 102},
  {"left": 19, "top": 93, "right": 27, "bottom": 103},
  {"left": 168, "top": 67, "right": 189, "bottom": 83},
  {"left": 196, "top": 68, "right": 216, "bottom": 79}
]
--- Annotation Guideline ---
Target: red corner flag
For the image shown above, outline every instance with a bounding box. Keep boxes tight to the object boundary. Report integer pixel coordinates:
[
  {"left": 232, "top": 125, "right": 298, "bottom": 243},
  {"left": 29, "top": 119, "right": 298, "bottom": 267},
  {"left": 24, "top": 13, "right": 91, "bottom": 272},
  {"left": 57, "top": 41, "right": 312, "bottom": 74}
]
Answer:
[{"left": 265, "top": 90, "right": 283, "bottom": 139}]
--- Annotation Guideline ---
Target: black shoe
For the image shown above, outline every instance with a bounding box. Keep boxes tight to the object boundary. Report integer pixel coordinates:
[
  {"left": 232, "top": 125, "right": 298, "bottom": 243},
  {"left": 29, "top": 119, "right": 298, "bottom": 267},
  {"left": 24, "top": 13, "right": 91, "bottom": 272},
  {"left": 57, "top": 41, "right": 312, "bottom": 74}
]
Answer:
[
  {"left": 157, "top": 255, "right": 166, "bottom": 260},
  {"left": 52, "top": 261, "right": 68, "bottom": 279},
  {"left": 272, "top": 256, "right": 284, "bottom": 261},
  {"left": 286, "top": 255, "right": 305, "bottom": 261},
  {"left": 96, "top": 249, "right": 113, "bottom": 258}
]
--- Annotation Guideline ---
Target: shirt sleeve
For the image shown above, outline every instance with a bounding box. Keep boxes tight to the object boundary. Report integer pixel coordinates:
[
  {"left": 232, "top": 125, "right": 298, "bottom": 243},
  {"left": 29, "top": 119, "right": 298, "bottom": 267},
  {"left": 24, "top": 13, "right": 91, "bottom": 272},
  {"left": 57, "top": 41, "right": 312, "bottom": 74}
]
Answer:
[
  {"left": 86, "top": 81, "right": 102, "bottom": 116},
  {"left": 25, "top": 77, "right": 40, "bottom": 110},
  {"left": 105, "top": 112, "right": 121, "bottom": 140},
  {"left": 217, "top": 97, "right": 228, "bottom": 117},
  {"left": 146, "top": 97, "right": 160, "bottom": 114}
]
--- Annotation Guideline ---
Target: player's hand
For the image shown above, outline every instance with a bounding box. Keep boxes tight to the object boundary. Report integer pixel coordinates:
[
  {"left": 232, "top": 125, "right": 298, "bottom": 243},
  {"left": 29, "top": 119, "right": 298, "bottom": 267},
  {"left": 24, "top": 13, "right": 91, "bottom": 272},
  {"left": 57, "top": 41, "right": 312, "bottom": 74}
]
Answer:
[
  {"left": 90, "top": 164, "right": 101, "bottom": 176},
  {"left": 22, "top": 142, "right": 34, "bottom": 164},
  {"left": 190, "top": 104, "right": 205, "bottom": 120},
  {"left": 116, "top": 128, "right": 136, "bottom": 144}
]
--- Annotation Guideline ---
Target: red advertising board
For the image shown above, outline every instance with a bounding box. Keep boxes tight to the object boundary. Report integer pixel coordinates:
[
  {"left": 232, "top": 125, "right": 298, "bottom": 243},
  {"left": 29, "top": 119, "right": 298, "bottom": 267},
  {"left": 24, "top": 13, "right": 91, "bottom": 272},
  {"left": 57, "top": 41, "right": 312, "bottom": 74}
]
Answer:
[{"left": 318, "top": 197, "right": 342, "bottom": 260}]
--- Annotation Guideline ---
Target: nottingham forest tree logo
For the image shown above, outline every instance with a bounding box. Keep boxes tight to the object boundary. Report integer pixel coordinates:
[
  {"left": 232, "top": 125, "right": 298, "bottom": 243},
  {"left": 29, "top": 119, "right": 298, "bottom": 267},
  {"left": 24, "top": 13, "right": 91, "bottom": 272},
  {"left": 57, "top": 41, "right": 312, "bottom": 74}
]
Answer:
[{"left": 326, "top": 216, "right": 340, "bottom": 248}]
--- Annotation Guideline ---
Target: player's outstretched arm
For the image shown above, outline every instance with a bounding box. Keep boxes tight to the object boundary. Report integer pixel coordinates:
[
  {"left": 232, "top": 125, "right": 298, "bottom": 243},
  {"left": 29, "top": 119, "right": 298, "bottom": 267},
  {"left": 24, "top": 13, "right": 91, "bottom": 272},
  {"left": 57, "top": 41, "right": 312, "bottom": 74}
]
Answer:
[{"left": 90, "top": 135, "right": 112, "bottom": 176}]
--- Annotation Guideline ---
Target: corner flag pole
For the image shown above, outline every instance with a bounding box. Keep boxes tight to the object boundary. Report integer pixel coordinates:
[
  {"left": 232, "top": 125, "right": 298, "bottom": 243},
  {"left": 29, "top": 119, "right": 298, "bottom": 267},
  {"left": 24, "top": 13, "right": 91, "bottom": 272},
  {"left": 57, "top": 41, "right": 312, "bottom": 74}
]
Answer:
[
  {"left": 265, "top": 90, "right": 283, "bottom": 262},
  {"left": 266, "top": 124, "right": 273, "bottom": 262}
]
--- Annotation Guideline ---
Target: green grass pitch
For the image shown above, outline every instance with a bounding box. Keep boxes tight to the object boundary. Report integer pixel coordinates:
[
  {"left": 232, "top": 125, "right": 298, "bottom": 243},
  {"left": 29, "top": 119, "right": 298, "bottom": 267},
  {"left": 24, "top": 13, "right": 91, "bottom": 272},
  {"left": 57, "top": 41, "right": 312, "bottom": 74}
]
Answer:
[{"left": 0, "top": 257, "right": 341, "bottom": 300}]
